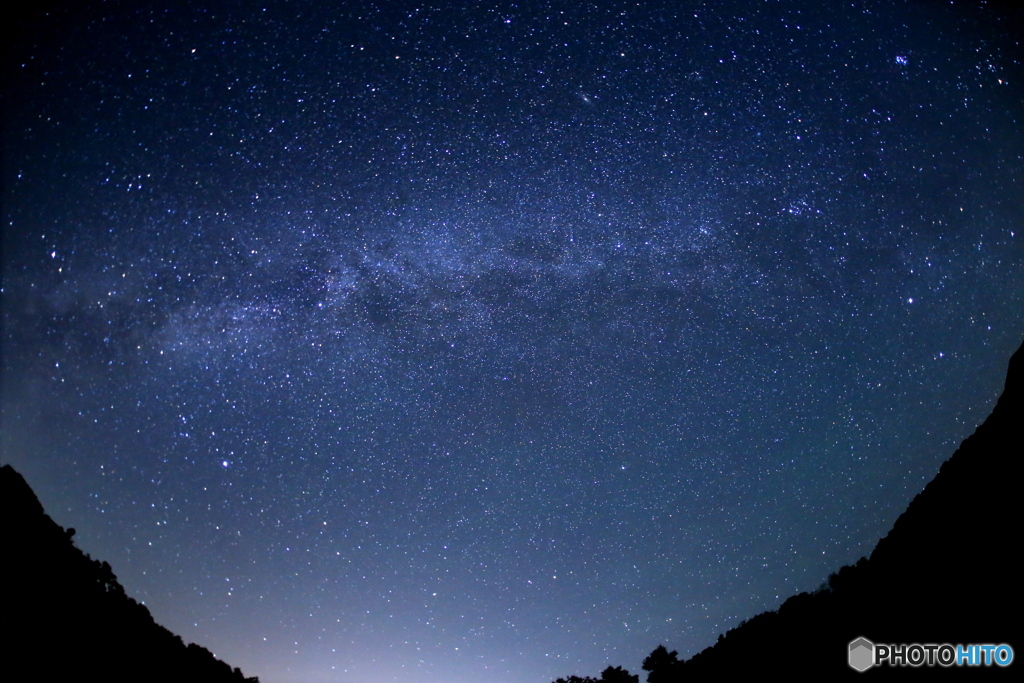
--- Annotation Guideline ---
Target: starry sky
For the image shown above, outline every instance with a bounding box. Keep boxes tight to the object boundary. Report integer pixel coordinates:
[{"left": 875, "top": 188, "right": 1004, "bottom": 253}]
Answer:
[{"left": 2, "top": 1, "right": 1022, "bottom": 682}]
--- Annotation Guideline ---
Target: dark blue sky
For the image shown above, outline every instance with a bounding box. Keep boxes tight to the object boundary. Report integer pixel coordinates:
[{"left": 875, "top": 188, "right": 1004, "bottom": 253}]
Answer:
[{"left": 3, "top": 1, "right": 1022, "bottom": 681}]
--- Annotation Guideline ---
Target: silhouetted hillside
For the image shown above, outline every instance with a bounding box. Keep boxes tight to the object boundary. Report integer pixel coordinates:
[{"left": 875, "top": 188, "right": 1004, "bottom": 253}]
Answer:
[
  {"left": 0, "top": 464, "right": 259, "bottom": 683},
  {"left": 560, "top": 340, "right": 1023, "bottom": 681}
]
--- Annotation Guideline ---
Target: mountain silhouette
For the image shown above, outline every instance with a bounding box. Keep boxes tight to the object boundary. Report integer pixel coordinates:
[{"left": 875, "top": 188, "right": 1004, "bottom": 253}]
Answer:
[
  {"left": 565, "top": 339, "right": 1024, "bottom": 681},
  {"left": 0, "top": 464, "right": 259, "bottom": 682}
]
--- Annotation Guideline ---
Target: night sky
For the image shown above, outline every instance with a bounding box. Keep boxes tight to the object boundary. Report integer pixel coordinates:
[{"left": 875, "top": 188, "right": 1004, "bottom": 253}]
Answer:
[{"left": 2, "top": 1, "right": 1022, "bottom": 682}]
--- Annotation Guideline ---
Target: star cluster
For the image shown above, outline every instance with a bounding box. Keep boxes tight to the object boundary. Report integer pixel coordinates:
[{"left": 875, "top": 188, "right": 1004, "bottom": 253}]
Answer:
[{"left": 3, "top": 2, "right": 1022, "bottom": 682}]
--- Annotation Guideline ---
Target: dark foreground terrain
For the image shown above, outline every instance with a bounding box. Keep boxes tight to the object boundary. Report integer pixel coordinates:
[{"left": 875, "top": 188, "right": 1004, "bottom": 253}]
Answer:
[
  {"left": 559, "top": 339, "right": 1023, "bottom": 682},
  {"left": 1, "top": 464, "right": 259, "bottom": 683}
]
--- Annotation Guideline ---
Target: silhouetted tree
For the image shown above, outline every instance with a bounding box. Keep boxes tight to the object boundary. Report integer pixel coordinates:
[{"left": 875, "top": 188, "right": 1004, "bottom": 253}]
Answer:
[
  {"left": 600, "top": 665, "right": 639, "bottom": 683},
  {"left": 642, "top": 645, "right": 680, "bottom": 682},
  {"left": 554, "top": 666, "right": 639, "bottom": 683}
]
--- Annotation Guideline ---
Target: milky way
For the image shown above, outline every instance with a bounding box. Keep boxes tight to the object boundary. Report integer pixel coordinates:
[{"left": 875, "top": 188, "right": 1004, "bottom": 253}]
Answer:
[{"left": 3, "top": 2, "right": 1022, "bottom": 682}]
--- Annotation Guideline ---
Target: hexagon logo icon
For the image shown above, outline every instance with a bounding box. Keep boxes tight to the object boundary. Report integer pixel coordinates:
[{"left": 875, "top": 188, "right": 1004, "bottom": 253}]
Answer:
[{"left": 849, "top": 637, "right": 874, "bottom": 672}]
